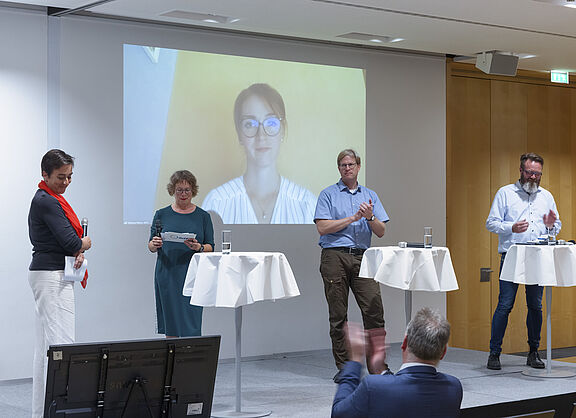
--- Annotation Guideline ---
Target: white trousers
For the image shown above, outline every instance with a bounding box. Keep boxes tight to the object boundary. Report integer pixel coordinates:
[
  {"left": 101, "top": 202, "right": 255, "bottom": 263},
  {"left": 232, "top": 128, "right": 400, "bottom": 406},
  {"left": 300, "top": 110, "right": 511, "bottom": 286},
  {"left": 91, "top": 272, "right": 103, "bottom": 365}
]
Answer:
[{"left": 28, "top": 270, "right": 75, "bottom": 418}]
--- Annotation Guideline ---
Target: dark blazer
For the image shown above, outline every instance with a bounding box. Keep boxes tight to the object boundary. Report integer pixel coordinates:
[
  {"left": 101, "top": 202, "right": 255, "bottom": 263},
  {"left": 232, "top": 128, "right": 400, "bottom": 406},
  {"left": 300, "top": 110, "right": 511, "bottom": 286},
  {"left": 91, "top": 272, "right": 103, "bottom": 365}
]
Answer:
[{"left": 332, "top": 361, "right": 463, "bottom": 418}]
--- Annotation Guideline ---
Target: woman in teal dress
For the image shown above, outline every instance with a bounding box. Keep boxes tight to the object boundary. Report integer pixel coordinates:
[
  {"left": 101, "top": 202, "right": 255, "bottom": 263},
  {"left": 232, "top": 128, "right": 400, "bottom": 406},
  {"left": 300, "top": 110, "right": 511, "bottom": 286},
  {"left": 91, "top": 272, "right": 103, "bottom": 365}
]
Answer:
[{"left": 148, "top": 170, "right": 214, "bottom": 337}]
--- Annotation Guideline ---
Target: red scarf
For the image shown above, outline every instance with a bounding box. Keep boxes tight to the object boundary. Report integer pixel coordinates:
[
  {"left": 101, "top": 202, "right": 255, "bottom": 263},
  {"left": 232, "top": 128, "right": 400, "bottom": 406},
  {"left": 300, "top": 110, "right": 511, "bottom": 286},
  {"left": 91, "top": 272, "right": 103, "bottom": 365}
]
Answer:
[{"left": 38, "top": 180, "right": 88, "bottom": 288}]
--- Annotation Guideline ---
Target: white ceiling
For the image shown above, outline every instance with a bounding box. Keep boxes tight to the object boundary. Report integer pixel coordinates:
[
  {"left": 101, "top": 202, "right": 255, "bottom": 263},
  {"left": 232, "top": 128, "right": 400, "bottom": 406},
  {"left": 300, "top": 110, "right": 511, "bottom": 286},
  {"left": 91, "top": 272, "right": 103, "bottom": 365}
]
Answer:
[{"left": 4, "top": 0, "right": 576, "bottom": 74}]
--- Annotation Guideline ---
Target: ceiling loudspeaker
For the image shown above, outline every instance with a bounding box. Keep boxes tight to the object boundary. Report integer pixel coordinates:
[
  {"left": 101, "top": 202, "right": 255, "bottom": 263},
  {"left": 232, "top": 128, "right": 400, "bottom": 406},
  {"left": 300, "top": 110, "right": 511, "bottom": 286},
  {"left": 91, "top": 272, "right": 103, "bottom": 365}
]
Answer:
[{"left": 475, "top": 51, "right": 519, "bottom": 76}]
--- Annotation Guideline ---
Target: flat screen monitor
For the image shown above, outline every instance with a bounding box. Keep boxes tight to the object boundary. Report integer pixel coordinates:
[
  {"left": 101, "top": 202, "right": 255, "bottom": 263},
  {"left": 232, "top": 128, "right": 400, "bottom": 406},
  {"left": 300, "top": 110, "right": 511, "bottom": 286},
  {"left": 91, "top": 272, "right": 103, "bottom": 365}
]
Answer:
[{"left": 44, "top": 336, "right": 220, "bottom": 417}]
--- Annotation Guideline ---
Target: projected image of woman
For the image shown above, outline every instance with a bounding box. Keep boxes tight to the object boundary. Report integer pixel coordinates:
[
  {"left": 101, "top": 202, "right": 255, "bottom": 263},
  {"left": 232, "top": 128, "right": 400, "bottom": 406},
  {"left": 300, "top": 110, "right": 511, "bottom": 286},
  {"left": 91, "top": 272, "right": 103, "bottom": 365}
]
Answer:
[
  {"left": 202, "top": 83, "right": 317, "bottom": 224},
  {"left": 28, "top": 149, "right": 92, "bottom": 418},
  {"left": 148, "top": 170, "right": 214, "bottom": 337}
]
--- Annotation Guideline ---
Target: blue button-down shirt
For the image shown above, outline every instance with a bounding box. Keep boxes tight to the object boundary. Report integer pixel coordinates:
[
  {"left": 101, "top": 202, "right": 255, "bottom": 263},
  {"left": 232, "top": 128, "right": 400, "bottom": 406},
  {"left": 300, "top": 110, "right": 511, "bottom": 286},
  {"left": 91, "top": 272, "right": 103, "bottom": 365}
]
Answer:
[
  {"left": 314, "top": 179, "right": 389, "bottom": 249},
  {"left": 486, "top": 181, "right": 561, "bottom": 253}
]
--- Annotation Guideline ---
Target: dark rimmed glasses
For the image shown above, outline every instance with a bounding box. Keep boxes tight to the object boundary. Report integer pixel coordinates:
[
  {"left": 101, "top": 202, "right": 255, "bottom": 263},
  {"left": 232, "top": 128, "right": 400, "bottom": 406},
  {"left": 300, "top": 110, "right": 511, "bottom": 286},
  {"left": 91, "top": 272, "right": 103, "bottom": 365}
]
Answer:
[
  {"left": 240, "top": 116, "right": 282, "bottom": 137},
  {"left": 523, "top": 169, "right": 542, "bottom": 178},
  {"left": 339, "top": 163, "right": 357, "bottom": 169}
]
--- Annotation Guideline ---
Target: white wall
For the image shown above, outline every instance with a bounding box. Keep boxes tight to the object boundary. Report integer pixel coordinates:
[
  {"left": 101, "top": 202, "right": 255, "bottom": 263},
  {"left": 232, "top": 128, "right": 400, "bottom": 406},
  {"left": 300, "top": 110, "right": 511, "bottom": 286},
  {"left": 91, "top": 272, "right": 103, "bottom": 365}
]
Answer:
[
  {"left": 0, "top": 8, "right": 446, "bottom": 380},
  {"left": 0, "top": 6, "right": 47, "bottom": 380}
]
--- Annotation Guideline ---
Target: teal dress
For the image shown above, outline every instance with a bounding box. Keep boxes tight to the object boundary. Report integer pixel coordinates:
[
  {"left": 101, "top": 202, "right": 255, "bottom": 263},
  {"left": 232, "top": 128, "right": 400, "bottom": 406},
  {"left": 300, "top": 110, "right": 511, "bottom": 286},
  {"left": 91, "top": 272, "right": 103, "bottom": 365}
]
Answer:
[{"left": 150, "top": 205, "right": 214, "bottom": 336}]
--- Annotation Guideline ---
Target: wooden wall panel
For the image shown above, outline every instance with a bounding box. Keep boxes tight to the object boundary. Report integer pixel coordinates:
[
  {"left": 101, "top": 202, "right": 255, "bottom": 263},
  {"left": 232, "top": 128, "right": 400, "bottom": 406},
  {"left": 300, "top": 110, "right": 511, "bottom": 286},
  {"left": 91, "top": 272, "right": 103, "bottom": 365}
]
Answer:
[
  {"left": 491, "top": 81, "right": 531, "bottom": 353},
  {"left": 446, "top": 74, "right": 492, "bottom": 350},
  {"left": 448, "top": 61, "right": 576, "bottom": 353},
  {"left": 544, "top": 86, "right": 576, "bottom": 348}
]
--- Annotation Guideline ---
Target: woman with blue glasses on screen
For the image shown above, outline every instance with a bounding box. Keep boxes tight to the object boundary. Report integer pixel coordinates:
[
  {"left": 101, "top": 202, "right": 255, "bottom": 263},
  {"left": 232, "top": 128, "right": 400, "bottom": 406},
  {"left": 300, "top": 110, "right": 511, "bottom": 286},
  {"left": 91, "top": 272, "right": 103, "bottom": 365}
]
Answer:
[{"left": 202, "top": 83, "right": 317, "bottom": 224}]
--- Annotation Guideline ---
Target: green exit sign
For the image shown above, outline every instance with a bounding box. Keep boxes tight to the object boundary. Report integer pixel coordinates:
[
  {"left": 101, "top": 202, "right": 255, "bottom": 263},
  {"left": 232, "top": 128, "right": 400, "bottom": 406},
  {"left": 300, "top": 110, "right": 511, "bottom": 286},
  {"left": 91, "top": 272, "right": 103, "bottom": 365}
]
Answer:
[{"left": 551, "top": 71, "right": 569, "bottom": 84}]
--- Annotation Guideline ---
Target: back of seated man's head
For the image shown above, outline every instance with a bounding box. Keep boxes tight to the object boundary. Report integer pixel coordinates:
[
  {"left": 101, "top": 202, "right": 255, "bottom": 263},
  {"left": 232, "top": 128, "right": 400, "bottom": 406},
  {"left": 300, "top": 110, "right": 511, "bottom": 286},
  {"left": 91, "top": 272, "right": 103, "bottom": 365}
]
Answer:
[{"left": 405, "top": 307, "right": 450, "bottom": 363}]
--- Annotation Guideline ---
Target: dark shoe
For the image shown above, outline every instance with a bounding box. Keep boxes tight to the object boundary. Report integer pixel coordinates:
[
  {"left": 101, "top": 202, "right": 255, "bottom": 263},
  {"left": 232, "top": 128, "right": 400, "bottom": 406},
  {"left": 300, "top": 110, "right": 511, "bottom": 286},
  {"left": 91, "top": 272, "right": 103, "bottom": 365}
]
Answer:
[
  {"left": 333, "top": 370, "right": 342, "bottom": 383},
  {"left": 487, "top": 353, "right": 501, "bottom": 370},
  {"left": 527, "top": 351, "right": 545, "bottom": 369}
]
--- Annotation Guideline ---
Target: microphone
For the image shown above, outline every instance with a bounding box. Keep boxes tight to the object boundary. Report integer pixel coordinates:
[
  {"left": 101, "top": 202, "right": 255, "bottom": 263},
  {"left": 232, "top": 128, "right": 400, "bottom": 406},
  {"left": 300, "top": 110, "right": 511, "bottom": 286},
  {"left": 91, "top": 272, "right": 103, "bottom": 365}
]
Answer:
[
  {"left": 81, "top": 218, "right": 88, "bottom": 237},
  {"left": 155, "top": 219, "right": 162, "bottom": 238},
  {"left": 155, "top": 219, "right": 163, "bottom": 254}
]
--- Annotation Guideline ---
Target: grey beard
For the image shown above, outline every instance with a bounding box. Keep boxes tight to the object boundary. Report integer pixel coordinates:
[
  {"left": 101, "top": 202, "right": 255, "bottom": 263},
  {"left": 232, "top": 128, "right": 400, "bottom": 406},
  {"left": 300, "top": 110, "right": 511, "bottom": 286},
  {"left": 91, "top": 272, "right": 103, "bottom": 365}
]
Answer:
[{"left": 522, "top": 181, "right": 538, "bottom": 194}]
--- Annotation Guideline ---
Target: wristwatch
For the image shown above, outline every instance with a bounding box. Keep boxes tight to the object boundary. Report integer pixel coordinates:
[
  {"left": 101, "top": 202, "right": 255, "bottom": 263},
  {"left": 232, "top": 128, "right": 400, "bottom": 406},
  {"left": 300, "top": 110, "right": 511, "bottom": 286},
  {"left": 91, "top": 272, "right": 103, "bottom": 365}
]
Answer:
[
  {"left": 367, "top": 215, "right": 375, "bottom": 222},
  {"left": 199, "top": 244, "right": 205, "bottom": 253}
]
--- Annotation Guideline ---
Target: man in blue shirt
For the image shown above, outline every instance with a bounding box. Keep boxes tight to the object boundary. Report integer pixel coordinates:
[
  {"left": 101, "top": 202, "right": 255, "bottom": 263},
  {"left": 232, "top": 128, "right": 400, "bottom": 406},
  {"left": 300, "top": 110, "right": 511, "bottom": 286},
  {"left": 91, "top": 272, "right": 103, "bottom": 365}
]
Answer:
[
  {"left": 314, "top": 149, "right": 389, "bottom": 381},
  {"left": 486, "top": 152, "right": 561, "bottom": 370}
]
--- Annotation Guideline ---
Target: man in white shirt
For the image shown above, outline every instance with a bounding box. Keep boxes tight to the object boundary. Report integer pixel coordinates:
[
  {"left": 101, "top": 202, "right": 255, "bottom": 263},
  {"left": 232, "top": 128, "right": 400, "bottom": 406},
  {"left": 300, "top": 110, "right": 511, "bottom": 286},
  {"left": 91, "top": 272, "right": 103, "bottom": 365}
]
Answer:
[{"left": 485, "top": 152, "right": 561, "bottom": 370}]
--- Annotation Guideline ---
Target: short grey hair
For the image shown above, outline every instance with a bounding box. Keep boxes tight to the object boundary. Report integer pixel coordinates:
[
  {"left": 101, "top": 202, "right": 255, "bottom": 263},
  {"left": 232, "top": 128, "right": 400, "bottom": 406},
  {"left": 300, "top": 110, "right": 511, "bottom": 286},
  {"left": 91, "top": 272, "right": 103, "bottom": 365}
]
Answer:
[{"left": 405, "top": 307, "right": 450, "bottom": 362}]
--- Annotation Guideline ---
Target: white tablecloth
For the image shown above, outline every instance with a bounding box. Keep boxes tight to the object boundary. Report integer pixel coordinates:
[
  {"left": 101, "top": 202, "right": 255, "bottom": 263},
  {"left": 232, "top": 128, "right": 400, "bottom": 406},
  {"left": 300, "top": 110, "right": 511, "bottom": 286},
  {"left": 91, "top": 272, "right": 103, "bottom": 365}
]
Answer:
[
  {"left": 500, "top": 244, "right": 576, "bottom": 287},
  {"left": 183, "top": 252, "right": 300, "bottom": 308},
  {"left": 359, "top": 246, "right": 459, "bottom": 291}
]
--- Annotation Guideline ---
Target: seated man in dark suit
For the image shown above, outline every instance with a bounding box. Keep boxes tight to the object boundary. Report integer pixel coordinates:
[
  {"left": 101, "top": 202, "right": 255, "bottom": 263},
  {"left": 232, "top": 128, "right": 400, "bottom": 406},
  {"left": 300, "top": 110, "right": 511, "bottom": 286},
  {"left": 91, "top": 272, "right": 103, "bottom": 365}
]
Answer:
[{"left": 332, "top": 307, "right": 463, "bottom": 418}]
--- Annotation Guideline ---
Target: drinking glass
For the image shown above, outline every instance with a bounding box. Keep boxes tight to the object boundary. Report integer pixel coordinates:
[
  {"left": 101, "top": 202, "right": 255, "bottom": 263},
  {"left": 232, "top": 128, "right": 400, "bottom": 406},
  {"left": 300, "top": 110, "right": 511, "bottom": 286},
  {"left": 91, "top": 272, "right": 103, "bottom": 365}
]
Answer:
[
  {"left": 424, "top": 227, "right": 432, "bottom": 248},
  {"left": 547, "top": 227, "right": 556, "bottom": 246},
  {"left": 222, "top": 230, "right": 232, "bottom": 254}
]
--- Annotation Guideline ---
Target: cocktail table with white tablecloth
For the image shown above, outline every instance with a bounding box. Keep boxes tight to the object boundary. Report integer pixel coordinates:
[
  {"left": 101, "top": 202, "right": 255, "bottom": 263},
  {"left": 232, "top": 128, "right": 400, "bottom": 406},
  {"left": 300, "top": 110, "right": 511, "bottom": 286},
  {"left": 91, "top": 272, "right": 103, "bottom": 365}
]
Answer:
[
  {"left": 359, "top": 246, "right": 459, "bottom": 324},
  {"left": 183, "top": 252, "right": 300, "bottom": 417},
  {"left": 183, "top": 251, "right": 300, "bottom": 307},
  {"left": 500, "top": 244, "right": 576, "bottom": 378}
]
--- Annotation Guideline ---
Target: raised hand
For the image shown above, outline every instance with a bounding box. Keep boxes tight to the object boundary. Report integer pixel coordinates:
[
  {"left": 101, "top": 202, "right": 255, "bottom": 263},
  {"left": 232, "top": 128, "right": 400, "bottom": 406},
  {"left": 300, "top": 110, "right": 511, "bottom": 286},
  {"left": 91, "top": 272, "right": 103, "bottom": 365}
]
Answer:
[
  {"left": 543, "top": 210, "right": 557, "bottom": 228},
  {"left": 344, "top": 322, "right": 366, "bottom": 363},
  {"left": 358, "top": 198, "right": 374, "bottom": 220},
  {"left": 366, "top": 327, "right": 388, "bottom": 374}
]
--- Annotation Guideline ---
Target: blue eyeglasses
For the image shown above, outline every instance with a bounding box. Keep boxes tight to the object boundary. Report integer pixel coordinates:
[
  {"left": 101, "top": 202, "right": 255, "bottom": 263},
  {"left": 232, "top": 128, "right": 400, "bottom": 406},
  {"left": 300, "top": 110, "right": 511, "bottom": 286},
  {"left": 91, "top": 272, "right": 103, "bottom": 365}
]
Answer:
[{"left": 240, "top": 116, "right": 282, "bottom": 137}]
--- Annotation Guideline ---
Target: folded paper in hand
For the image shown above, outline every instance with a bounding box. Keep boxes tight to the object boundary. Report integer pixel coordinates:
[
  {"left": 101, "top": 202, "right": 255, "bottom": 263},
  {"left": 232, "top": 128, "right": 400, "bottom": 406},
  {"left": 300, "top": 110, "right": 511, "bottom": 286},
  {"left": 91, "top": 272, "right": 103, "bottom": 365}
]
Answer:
[
  {"left": 161, "top": 231, "right": 197, "bottom": 243},
  {"left": 64, "top": 256, "right": 88, "bottom": 282}
]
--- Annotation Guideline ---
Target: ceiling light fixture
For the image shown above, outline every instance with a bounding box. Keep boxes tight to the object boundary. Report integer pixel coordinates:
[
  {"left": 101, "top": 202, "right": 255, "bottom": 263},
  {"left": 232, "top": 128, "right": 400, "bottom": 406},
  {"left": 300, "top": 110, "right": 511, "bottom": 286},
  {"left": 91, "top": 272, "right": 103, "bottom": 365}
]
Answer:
[
  {"left": 160, "top": 10, "right": 239, "bottom": 24},
  {"left": 336, "top": 32, "right": 404, "bottom": 44},
  {"left": 518, "top": 53, "right": 538, "bottom": 59},
  {"left": 531, "top": 0, "right": 576, "bottom": 8}
]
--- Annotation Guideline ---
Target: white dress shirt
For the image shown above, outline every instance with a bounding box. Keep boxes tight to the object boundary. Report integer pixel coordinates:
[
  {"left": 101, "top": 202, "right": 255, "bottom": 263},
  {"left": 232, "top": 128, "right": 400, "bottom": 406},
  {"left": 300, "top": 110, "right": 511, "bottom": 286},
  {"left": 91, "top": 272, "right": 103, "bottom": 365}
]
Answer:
[{"left": 486, "top": 180, "right": 561, "bottom": 253}]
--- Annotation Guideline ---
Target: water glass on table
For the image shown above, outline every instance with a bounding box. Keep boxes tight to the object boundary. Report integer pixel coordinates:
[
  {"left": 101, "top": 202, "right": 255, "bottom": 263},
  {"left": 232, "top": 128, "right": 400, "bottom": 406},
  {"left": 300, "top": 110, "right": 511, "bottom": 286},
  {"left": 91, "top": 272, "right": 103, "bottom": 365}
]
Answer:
[
  {"left": 222, "top": 230, "right": 231, "bottom": 254},
  {"left": 547, "top": 227, "right": 556, "bottom": 245},
  {"left": 424, "top": 226, "right": 433, "bottom": 248}
]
